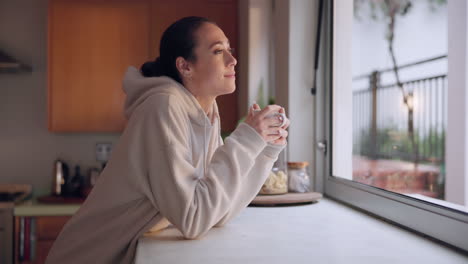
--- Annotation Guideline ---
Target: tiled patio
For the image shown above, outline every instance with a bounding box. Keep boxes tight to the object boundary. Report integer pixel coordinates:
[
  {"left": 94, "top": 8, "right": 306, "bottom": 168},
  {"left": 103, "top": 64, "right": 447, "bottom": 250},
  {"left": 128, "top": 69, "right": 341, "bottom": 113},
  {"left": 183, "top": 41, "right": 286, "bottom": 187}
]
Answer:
[{"left": 352, "top": 156, "right": 442, "bottom": 198}]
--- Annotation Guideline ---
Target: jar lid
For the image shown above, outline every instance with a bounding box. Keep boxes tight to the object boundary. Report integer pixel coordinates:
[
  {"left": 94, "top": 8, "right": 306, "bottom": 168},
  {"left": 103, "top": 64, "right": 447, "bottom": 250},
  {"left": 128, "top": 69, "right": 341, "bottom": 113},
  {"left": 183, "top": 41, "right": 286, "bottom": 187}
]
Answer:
[{"left": 287, "top": 161, "right": 309, "bottom": 169}]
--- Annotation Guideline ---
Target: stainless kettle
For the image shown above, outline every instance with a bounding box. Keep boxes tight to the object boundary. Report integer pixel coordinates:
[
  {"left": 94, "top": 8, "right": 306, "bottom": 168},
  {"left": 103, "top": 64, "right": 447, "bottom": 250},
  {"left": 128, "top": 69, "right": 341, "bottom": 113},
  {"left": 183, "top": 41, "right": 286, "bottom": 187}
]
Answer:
[{"left": 52, "top": 160, "right": 69, "bottom": 196}]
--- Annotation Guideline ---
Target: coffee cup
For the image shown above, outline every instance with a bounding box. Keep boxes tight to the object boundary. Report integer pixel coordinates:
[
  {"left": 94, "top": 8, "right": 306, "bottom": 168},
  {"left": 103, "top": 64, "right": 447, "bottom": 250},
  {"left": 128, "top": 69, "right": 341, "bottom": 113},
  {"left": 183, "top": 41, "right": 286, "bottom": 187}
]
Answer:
[{"left": 253, "top": 109, "right": 287, "bottom": 127}]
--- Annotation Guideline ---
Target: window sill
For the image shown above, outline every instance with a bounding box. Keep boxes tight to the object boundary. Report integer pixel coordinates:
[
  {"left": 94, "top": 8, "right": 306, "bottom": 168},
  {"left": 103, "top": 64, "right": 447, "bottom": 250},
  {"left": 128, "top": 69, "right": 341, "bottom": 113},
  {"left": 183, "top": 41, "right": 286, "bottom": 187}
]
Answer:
[
  {"left": 136, "top": 198, "right": 468, "bottom": 263},
  {"left": 406, "top": 193, "right": 468, "bottom": 214}
]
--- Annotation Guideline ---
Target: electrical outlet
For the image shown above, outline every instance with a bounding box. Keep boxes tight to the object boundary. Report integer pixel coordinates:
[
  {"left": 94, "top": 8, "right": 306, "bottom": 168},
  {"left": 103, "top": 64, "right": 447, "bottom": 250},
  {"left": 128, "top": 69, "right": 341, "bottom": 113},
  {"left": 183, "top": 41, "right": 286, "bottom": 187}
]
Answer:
[{"left": 96, "top": 143, "right": 112, "bottom": 162}]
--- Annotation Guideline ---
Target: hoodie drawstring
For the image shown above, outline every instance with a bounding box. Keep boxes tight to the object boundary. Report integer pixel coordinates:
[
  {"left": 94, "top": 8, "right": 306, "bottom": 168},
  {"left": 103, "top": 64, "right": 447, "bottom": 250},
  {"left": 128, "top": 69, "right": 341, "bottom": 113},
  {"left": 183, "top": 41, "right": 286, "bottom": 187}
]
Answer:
[{"left": 203, "top": 117, "right": 207, "bottom": 178}]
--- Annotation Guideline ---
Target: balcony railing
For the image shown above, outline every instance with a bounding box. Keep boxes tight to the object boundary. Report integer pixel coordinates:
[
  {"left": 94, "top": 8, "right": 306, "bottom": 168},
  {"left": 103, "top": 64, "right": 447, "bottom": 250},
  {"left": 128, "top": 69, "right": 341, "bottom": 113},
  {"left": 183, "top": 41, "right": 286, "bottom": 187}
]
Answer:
[{"left": 352, "top": 56, "right": 447, "bottom": 165}]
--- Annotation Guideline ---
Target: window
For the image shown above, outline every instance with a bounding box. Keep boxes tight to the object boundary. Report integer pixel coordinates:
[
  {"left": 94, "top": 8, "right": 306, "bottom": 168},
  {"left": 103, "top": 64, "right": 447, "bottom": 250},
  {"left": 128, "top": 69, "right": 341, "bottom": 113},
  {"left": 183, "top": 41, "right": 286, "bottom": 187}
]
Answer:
[{"left": 321, "top": 0, "right": 468, "bottom": 252}]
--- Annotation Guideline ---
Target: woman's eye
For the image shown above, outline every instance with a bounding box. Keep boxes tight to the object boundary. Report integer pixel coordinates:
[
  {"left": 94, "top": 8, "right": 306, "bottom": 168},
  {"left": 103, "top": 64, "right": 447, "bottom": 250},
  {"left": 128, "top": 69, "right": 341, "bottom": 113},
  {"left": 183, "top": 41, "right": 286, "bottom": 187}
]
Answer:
[{"left": 213, "top": 48, "right": 234, "bottom": 55}]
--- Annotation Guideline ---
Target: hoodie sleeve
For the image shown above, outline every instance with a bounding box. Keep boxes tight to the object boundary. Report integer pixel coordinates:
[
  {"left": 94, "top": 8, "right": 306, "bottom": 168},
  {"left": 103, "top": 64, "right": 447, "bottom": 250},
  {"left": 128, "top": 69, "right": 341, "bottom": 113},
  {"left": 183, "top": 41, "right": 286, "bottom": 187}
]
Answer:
[
  {"left": 213, "top": 142, "right": 285, "bottom": 227},
  {"left": 131, "top": 94, "right": 280, "bottom": 239}
]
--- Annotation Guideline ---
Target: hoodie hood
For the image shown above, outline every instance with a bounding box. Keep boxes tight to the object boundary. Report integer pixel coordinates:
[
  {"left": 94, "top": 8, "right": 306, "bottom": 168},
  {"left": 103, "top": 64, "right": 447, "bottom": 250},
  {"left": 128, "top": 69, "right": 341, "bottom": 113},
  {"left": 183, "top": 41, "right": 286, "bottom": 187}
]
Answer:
[{"left": 122, "top": 66, "right": 219, "bottom": 126}]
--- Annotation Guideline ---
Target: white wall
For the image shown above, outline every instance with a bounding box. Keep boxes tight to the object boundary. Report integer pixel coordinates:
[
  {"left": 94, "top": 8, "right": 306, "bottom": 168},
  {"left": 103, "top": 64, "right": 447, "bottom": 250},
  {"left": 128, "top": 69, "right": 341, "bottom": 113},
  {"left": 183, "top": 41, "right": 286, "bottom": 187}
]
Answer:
[
  {"left": 273, "top": 0, "right": 317, "bottom": 187},
  {"left": 248, "top": 0, "right": 272, "bottom": 108},
  {"left": 288, "top": 0, "right": 316, "bottom": 173},
  {"left": 466, "top": 1, "right": 468, "bottom": 208},
  {"left": 0, "top": 0, "right": 120, "bottom": 198},
  {"left": 446, "top": 0, "right": 468, "bottom": 206},
  {"left": 273, "top": 0, "right": 289, "bottom": 113},
  {"left": 238, "top": 0, "right": 273, "bottom": 117},
  {"left": 332, "top": 0, "right": 353, "bottom": 180},
  {"left": 466, "top": 0, "right": 468, "bottom": 207}
]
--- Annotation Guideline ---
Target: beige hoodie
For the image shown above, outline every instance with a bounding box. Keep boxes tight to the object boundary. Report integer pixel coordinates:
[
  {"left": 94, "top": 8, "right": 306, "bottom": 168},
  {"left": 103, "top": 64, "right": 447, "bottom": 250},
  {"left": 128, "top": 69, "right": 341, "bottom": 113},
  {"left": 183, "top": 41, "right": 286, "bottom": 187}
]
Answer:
[{"left": 45, "top": 67, "right": 285, "bottom": 264}]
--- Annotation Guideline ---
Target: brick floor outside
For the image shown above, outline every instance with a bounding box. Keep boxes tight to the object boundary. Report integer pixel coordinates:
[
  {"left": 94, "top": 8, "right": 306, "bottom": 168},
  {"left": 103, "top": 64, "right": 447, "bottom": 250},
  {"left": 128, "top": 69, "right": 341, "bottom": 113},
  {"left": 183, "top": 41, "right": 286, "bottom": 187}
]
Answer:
[{"left": 352, "top": 156, "right": 442, "bottom": 198}]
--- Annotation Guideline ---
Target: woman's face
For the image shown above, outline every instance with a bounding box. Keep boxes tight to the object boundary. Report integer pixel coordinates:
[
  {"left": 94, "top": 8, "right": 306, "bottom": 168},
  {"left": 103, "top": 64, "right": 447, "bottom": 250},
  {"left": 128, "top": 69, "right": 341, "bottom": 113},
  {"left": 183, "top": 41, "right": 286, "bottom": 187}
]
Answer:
[{"left": 184, "top": 23, "right": 237, "bottom": 97}]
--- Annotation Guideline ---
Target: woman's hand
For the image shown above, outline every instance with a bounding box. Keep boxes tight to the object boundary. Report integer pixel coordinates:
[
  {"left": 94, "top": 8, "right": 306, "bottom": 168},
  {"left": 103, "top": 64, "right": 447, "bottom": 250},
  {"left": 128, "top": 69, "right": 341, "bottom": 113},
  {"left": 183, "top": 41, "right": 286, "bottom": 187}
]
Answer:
[{"left": 244, "top": 104, "right": 290, "bottom": 145}]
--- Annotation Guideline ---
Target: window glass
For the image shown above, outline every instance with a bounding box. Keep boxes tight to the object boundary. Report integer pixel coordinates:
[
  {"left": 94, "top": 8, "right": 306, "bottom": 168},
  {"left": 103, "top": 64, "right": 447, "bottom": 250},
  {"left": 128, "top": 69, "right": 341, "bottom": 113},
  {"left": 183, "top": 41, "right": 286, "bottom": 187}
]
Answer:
[{"left": 333, "top": 0, "right": 468, "bottom": 212}]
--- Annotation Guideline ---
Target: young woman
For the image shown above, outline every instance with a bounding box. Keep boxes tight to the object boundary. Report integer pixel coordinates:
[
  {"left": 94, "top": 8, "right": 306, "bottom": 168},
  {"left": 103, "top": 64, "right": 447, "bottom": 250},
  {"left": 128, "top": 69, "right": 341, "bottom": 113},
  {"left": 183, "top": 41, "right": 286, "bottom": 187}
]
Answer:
[{"left": 46, "top": 16, "right": 289, "bottom": 264}]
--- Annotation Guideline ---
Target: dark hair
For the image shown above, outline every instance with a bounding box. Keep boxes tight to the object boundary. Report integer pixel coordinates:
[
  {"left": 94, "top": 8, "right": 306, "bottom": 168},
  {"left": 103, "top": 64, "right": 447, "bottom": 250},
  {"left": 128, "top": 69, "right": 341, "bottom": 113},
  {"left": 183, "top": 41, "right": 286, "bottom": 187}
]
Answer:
[{"left": 140, "top": 16, "right": 214, "bottom": 84}]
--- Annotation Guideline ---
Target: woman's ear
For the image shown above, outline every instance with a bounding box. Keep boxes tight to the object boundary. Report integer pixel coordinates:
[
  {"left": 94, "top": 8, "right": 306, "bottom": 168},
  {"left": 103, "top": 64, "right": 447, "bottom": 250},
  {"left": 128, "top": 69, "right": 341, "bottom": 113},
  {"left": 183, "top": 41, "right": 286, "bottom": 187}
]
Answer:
[{"left": 175, "top": 57, "right": 192, "bottom": 78}]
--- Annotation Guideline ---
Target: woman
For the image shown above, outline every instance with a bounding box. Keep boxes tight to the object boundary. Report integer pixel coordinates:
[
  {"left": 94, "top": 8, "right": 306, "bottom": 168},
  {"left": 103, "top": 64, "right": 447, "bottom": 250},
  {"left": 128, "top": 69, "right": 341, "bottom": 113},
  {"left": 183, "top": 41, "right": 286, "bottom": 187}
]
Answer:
[{"left": 46, "top": 16, "right": 289, "bottom": 263}]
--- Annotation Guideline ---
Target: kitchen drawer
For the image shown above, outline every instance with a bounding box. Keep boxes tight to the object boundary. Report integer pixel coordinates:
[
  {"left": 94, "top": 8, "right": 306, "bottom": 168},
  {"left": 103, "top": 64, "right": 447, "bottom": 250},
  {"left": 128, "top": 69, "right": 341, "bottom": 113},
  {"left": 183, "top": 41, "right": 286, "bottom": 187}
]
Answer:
[
  {"left": 15, "top": 216, "right": 71, "bottom": 264},
  {"left": 36, "top": 216, "right": 70, "bottom": 240},
  {"left": 0, "top": 208, "right": 13, "bottom": 264}
]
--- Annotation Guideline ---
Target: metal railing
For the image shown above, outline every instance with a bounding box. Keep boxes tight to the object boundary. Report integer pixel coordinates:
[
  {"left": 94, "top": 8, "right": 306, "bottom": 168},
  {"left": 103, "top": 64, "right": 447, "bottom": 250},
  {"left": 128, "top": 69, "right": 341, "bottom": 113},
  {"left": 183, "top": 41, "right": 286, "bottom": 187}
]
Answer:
[{"left": 352, "top": 56, "right": 447, "bottom": 164}]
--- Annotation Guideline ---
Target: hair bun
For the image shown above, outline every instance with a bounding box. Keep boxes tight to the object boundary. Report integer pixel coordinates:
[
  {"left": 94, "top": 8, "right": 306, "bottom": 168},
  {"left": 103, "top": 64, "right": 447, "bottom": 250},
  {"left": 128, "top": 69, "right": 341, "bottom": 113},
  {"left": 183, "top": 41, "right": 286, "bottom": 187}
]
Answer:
[{"left": 140, "top": 57, "right": 162, "bottom": 77}]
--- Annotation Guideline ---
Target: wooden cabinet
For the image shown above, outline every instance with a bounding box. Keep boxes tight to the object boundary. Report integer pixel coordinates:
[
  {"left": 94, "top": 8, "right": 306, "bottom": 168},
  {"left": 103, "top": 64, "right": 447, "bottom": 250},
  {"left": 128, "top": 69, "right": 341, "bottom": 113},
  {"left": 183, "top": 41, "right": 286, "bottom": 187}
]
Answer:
[
  {"left": 48, "top": 0, "right": 151, "bottom": 132},
  {"left": 48, "top": 0, "right": 239, "bottom": 133},
  {"left": 14, "top": 216, "right": 71, "bottom": 264}
]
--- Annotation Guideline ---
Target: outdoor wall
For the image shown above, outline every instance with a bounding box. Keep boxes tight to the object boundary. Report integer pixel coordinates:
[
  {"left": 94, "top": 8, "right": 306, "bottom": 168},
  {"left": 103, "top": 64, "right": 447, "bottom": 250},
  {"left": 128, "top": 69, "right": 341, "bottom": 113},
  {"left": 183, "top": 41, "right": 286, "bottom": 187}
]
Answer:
[
  {"left": 352, "top": 1, "right": 447, "bottom": 87},
  {"left": 351, "top": 1, "right": 448, "bottom": 141}
]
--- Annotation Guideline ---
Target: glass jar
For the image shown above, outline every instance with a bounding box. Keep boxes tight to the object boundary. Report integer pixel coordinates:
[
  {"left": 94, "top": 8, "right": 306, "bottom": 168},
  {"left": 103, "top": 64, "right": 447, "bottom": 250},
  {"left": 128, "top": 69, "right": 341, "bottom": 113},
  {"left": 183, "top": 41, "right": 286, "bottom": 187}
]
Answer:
[
  {"left": 259, "top": 148, "right": 288, "bottom": 195},
  {"left": 287, "top": 162, "right": 311, "bottom": 193}
]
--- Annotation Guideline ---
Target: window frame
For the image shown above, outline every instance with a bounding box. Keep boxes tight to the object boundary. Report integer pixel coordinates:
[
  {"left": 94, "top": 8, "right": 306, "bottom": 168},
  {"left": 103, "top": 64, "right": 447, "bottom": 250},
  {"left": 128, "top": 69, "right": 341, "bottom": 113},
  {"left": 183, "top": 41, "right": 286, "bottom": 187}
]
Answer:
[{"left": 321, "top": 0, "right": 468, "bottom": 252}]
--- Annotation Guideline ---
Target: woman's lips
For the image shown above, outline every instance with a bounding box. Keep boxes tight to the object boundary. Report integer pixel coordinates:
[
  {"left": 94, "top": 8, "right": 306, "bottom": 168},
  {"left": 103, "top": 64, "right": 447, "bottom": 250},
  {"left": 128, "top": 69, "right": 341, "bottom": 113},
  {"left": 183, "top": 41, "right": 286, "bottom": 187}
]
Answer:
[{"left": 224, "top": 73, "right": 236, "bottom": 78}]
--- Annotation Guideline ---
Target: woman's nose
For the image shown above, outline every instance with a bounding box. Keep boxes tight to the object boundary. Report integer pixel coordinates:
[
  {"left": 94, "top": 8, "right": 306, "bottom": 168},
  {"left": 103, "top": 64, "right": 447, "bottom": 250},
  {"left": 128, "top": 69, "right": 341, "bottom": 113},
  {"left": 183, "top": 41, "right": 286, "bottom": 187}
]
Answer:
[{"left": 226, "top": 52, "right": 237, "bottom": 67}]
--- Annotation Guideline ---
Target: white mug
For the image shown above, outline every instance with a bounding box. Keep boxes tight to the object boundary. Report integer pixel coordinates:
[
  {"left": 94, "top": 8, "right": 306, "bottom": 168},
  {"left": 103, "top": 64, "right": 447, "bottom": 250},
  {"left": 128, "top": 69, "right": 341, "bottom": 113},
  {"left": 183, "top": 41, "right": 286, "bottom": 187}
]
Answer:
[{"left": 253, "top": 109, "right": 287, "bottom": 127}]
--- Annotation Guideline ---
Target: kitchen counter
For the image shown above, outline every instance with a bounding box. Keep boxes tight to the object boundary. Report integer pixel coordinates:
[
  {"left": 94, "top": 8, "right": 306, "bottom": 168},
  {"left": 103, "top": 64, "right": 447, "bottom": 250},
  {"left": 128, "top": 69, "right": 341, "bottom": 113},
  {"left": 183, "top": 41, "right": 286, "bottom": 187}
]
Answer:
[
  {"left": 14, "top": 201, "right": 80, "bottom": 216},
  {"left": 135, "top": 198, "right": 468, "bottom": 264}
]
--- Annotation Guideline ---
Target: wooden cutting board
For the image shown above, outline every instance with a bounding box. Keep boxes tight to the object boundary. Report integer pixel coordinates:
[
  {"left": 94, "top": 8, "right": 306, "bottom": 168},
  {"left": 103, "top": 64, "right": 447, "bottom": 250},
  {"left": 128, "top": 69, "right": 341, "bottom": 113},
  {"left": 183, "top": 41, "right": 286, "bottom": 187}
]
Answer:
[
  {"left": 250, "top": 192, "right": 323, "bottom": 206},
  {"left": 0, "top": 184, "right": 32, "bottom": 203}
]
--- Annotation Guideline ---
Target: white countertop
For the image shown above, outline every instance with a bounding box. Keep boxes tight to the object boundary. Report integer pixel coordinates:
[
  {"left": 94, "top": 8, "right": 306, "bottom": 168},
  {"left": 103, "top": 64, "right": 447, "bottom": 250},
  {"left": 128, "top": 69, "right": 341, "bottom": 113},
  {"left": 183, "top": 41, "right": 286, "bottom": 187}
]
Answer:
[
  {"left": 14, "top": 201, "right": 80, "bottom": 216},
  {"left": 136, "top": 198, "right": 468, "bottom": 264}
]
